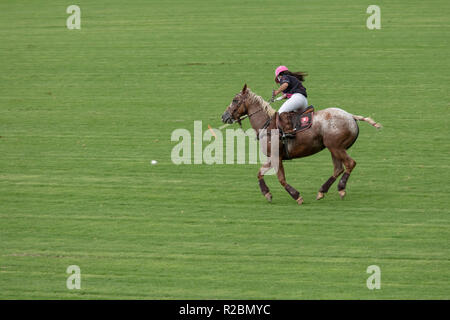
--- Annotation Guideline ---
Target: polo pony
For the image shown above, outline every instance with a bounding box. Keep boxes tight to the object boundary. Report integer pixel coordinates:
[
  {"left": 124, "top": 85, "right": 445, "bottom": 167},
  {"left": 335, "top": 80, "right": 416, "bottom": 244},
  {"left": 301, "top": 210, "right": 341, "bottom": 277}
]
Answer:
[{"left": 221, "top": 84, "right": 381, "bottom": 205}]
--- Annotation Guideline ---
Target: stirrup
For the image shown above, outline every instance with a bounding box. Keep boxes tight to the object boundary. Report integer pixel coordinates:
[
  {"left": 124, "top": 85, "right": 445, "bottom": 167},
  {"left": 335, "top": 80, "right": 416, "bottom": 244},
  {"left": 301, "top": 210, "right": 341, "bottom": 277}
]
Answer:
[{"left": 281, "top": 131, "right": 296, "bottom": 139}]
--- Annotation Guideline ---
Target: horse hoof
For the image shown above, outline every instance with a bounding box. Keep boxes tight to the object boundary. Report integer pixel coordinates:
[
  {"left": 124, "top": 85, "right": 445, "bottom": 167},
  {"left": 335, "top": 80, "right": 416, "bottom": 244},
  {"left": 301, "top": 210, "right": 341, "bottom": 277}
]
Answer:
[
  {"left": 316, "top": 192, "right": 325, "bottom": 200},
  {"left": 264, "top": 193, "right": 272, "bottom": 202},
  {"left": 339, "top": 190, "right": 346, "bottom": 199},
  {"left": 296, "top": 197, "right": 304, "bottom": 205}
]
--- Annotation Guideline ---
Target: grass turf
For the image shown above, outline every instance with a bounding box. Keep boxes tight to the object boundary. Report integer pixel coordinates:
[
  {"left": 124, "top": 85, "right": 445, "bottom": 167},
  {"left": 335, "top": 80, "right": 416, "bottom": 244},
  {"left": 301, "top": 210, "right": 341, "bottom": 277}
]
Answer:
[{"left": 0, "top": 0, "right": 449, "bottom": 299}]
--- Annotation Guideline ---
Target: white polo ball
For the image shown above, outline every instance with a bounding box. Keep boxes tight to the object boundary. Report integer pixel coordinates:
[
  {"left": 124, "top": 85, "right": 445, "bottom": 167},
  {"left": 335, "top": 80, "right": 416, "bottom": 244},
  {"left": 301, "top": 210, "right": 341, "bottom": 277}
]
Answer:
[{"left": 151, "top": 160, "right": 158, "bottom": 165}]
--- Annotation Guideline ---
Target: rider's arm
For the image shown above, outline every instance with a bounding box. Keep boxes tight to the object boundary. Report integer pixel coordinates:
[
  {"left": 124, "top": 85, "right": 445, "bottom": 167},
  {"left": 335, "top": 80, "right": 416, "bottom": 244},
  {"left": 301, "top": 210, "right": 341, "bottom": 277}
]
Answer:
[{"left": 274, "top": 83, "right": 288, "bottom": 96}]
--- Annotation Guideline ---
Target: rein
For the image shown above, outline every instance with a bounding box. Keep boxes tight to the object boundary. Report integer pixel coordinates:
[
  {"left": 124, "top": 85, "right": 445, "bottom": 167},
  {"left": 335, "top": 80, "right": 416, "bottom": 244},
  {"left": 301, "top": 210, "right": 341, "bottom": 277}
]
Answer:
[
  {"left": 236, "top": 107, "right": 263, "bottom": 124},
  {"left": 235, "top": 106, "right": 274, "bottom": 140}
]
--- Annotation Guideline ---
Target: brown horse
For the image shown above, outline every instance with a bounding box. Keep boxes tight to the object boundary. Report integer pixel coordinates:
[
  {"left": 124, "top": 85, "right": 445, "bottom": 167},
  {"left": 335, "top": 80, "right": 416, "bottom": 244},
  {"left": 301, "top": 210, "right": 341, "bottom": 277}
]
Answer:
[{"left": 221, "top": 84, "right": 382, "bottom": 205}]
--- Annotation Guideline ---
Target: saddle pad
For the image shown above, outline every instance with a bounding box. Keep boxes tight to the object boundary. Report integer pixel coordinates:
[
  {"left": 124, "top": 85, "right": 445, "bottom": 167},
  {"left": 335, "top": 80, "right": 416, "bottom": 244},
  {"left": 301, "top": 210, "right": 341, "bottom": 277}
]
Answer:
[
  {"left": 294, "top": 112, "right": 313, "bottom": 132},
  {"left": 287, "top": 106, "right": 314, "bottom": 132}
]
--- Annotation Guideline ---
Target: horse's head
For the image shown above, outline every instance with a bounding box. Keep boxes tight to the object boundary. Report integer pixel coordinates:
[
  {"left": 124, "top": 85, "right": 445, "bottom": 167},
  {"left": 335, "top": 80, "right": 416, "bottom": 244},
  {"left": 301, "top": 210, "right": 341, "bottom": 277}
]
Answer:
[{"left": 221, "top": 84, "right": 249, "bottom": 124}]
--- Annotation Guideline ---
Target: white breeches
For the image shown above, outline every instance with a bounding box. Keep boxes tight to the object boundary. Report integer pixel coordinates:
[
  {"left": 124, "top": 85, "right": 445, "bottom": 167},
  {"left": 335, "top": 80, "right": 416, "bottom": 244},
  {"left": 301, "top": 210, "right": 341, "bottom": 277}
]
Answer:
[{"left": 278, "top": 93, "right": 308, "bottom": 114}]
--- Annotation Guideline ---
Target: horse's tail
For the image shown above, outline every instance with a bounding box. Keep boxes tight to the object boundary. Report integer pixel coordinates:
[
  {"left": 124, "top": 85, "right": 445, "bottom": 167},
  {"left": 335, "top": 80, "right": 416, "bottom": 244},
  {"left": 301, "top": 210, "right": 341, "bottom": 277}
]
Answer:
[{"left": 352, "top": 114, "right": 382, "bottom": 129}]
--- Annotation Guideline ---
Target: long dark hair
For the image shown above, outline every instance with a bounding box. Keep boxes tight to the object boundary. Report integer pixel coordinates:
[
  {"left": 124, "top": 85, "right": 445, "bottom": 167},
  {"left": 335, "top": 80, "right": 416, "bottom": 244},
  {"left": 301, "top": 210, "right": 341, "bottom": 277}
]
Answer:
[{"left": 280, "top": 70, "right": 308, "bottom": 82}]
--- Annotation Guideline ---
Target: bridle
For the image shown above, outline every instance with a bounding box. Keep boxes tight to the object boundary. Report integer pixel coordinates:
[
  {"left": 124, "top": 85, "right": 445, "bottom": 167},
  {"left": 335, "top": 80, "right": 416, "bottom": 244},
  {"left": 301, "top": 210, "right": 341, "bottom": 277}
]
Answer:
[
  {"left": 230, "top": 99, "right": 273, "bottom": 139},
  {"left": 232, "top": 93, "right": 270, "bottom": 121}
]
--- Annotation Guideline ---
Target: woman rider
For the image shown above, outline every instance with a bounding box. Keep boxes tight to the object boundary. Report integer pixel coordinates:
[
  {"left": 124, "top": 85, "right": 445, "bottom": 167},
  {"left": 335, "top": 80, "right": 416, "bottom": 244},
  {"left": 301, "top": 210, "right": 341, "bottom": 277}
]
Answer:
[{"left": 271, "top": 66, "right": 308, "bottom": 138}]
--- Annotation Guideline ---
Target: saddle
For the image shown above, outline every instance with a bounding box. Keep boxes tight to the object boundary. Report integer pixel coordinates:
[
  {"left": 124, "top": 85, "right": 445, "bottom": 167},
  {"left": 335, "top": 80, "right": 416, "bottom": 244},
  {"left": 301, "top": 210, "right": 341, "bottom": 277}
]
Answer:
[
  {"left": 285, "top": 105, "right": 314, "bottom": 133},
  {"left": 277, "top": 106, "right": 314, "bottom": 160}
]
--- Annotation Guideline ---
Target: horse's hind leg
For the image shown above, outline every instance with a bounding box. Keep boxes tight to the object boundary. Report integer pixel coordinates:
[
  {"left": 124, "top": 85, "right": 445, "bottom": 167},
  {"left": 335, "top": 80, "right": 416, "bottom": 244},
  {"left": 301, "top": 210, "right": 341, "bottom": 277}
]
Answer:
[
  {"left": 276, "top": 159, "right": 303, "bottom": 205},
  {"left": 316, "top": 151, "right": 344, "bottom": 200},
  {"left": 258, "top": 160, "right": 273, "bottom": 202},
  {"left": 334, "top": 149, "right": 357, "bottom": 199}
]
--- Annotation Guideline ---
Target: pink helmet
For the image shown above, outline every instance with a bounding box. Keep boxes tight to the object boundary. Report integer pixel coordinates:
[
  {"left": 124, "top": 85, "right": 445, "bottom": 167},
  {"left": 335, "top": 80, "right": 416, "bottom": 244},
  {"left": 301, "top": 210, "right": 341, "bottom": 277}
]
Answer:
[{"left": 274, "top": 65, "right": 289, "bottom": 82}]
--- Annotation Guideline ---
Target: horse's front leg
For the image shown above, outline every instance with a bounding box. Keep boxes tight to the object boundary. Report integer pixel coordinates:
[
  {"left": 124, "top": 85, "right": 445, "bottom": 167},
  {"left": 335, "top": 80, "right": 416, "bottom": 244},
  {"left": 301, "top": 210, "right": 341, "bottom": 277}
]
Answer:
[
  {"left": 258, "top": 160, "right": 272, "bottom": 202},
  {"left": 276, "top": 159, "right": 303, "bottom": 205}
]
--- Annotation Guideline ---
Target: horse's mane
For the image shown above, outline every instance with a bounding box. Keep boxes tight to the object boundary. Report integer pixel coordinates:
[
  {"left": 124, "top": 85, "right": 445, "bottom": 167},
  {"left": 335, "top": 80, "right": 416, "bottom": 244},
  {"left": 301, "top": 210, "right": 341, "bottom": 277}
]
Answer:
[{"left": 246, "top": 89, "right": 276, "bottom": 117}]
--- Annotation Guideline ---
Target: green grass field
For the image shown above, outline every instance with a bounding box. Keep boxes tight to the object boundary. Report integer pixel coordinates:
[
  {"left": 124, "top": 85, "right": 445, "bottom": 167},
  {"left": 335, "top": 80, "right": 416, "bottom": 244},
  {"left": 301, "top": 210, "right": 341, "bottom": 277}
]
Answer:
[{"left": 0, "top": 0, "right": 449, "bottom": 299}]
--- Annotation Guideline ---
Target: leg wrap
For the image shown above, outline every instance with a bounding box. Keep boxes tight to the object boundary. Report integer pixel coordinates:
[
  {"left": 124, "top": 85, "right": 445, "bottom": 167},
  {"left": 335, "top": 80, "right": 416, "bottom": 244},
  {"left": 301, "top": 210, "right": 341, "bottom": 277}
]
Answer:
[
  {"left": 319, "top": 176, "right": 336, "bottom": 193},
  {"left": 338, "top": 173, "right": 350, "bottom": 191},
  {"left": 285, "top": 184, "right": 300, "bottom": 200},
  {"left": 259, "top": 179, "right": 270, "bottom": 195}
]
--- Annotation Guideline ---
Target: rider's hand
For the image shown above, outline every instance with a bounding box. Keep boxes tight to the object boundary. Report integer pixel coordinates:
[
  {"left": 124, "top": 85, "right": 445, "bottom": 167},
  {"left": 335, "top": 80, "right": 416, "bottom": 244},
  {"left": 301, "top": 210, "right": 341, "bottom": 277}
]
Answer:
[{"left": 270, "top": 90, "right": 276, "bottom": 102}]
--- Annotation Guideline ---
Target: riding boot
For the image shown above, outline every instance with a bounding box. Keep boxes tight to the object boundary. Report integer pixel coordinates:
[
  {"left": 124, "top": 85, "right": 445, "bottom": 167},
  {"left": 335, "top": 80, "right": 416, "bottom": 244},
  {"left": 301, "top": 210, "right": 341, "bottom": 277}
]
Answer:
[{"left": 278, "top": 112, "right": 296, "bottom": 138}]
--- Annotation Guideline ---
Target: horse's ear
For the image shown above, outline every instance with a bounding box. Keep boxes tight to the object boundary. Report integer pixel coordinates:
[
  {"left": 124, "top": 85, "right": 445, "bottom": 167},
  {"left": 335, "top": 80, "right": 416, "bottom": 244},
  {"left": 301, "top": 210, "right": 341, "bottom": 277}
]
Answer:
[{"left": 242, "top": 83, "right": 248, "bottom": 94}]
